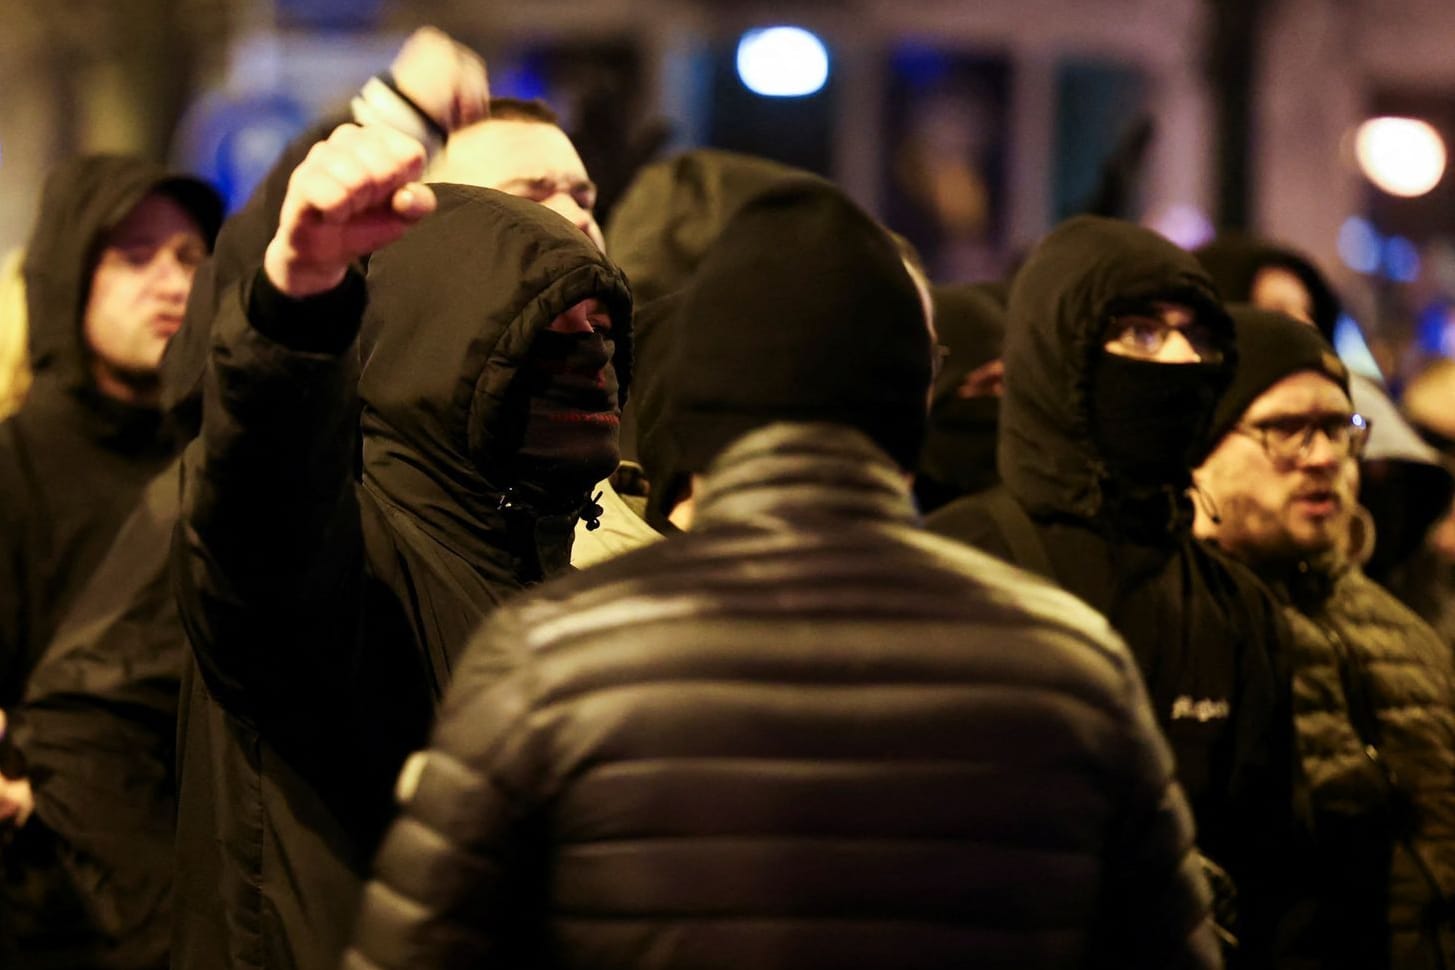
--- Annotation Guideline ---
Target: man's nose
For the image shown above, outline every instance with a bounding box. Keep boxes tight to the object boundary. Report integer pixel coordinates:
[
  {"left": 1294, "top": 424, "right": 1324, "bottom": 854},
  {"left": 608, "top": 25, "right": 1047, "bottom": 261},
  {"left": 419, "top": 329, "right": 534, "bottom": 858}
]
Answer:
[
  {"left": 1299, "top": 427, "right": 1343, "bottom": 468},
  {"left": 1157, "top": 330, "right": 1205, "bottom": 364},
  {"left": 153, "top": 250, "right": 197, "bottom": 295},
  {"left": 546, "top": 196, "right": 605, "bottom": 252}
]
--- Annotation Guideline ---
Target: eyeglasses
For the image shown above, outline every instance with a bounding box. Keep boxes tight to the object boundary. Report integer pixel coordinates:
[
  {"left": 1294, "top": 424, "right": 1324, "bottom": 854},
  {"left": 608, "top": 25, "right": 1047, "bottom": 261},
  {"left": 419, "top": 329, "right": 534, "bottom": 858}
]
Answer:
[
  {"left": 931, "top": 342, "right": 951, "bottom": 382},
  {"left": 1104, "top": 312, "right": 1225, "bottom": 364},
  {"left": 1235, "top": 412, "right": 1371, "bottom": 463}
]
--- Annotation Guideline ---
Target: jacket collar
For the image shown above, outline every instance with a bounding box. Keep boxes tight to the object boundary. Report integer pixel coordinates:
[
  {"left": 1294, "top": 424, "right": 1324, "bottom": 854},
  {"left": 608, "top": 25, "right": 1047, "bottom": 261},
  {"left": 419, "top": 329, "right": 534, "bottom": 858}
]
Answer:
[{"left": 692, "top": 422, "right": 919, "bottom": 531}]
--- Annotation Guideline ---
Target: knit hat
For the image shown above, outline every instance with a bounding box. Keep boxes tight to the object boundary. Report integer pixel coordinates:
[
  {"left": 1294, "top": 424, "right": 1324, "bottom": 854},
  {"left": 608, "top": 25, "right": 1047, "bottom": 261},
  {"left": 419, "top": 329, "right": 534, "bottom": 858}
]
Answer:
[
  {"left": 1207, "top": 305, "right": 1350, "bottom": 446},
  {"left": 669, "top": 179, "right": 933, "bottom": 473}
]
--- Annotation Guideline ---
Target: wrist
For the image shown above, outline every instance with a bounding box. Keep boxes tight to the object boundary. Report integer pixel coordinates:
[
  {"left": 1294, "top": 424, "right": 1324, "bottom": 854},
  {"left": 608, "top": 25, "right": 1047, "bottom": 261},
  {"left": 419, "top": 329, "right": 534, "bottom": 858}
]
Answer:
[
  {"left": 350, "top": 74, "right": 446, "bottom": 160},
  {"left": 263, "top": 238, "right": 347, "bottom": 299}
]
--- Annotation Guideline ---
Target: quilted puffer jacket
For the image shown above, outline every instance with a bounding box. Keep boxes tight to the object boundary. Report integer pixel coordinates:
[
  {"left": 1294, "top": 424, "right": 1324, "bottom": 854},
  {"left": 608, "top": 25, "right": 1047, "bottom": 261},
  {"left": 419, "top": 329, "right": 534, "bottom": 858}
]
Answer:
[
  {"left": 1274, "top": 559, "right": 1455, "bottom": 970},
  {"left": 343, "top": 423, "right": 1219, "bottom": 970}
]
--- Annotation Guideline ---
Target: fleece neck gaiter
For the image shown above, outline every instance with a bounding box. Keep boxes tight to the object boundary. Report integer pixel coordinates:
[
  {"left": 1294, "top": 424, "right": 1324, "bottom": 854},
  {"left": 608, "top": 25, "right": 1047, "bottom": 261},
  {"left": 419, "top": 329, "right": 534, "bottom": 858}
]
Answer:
[
  {"left": 505, "top": 329, "right": 621, "bottom": 503},
  {"left": 1088, "top": 354, "right": 1222, "bottom": 487}
]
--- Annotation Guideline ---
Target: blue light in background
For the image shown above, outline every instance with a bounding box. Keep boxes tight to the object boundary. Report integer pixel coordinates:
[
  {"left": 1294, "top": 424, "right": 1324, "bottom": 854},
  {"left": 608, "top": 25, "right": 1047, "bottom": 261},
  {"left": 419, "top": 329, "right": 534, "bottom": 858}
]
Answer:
[
  {"left": 1416, "top": 301, "right": 1455, "bottom": 357},
  {"left": 489, "top": 55, "right": 551, "bottom": 103},
  {"left": 893, "top": 44, "right": 952, "bottom": 92},
  {"left": 1382, "top": 235, "right": 1422, "bottom": 283},
  {"left": 1338, "top": 216, "right": 1382, "bottom": 275},
  {"left": 736, "top": 27, "right": 829, "bottom": 98},
  {"left": 1333, "top": 314, "right": 1386, "bottom": 380},
  {"left": 175, "top": 93, "right": 310, "bottom": 212}
]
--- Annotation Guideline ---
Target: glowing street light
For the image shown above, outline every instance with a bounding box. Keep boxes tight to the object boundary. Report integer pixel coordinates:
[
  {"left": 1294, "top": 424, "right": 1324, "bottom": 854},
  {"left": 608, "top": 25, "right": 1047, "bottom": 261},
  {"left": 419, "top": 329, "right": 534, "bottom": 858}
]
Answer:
[
  {"left": 736, "top": 27, "right": 830, "bottom": 98},
  {"left": 1355, "top": 117, "right": 1447, "bottom": 198}
]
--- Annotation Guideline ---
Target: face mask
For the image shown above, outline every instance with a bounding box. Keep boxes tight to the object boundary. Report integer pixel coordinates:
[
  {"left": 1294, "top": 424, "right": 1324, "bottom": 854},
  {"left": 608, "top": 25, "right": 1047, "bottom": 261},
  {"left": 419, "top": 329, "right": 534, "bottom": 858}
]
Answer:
[
  {"left": 920, "top": 397, "right": 1001, "bottom": 497},
  {"left": 504, "top": 329, "right": 621, "bottom": 500},
  {"left": 1088, "top": 354, "right": 1222, "bottom": 486}
]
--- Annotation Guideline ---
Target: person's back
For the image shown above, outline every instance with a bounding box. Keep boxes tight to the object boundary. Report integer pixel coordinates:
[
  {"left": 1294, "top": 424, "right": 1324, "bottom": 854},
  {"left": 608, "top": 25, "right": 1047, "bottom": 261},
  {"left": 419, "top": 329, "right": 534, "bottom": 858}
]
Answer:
[
  {"left": 348, "top": 422, "right": 1218, "bottom": 970},
  {"left": 344, "top": 178, "right": 1218, "bottom": 970}
]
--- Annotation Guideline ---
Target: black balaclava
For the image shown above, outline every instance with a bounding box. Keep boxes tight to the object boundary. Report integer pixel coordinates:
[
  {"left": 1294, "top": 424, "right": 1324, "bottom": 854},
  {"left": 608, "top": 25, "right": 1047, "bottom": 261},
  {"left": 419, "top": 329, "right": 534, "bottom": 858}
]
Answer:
[
  {"left": 997, "top": 214, "right": 1233, "bottom": 526},
  {"left": 916, "top": 282, "right": 1008, "bottom": 513},
  {"left": 1089, "top": 352, "right": 1225, "bottom": 487},
  {"left": 502, "top": 327, "right": 621, "bottom": 499}
]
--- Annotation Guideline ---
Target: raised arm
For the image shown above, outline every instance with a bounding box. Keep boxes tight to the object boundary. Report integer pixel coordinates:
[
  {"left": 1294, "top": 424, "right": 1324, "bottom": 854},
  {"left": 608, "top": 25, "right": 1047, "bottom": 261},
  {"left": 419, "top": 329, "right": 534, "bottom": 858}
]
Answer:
[{"left": 176, "top": 123, "right": 434, "bottom": 731}]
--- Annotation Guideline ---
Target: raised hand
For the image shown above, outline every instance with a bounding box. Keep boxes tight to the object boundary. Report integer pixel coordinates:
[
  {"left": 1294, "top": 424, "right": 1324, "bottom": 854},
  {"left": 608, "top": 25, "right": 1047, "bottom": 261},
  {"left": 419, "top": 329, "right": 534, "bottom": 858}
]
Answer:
[
  {"left": 389, "top": 25, "right": 491, "bottom": 133},
  {"left": 263, "top": 123, "right": 437, "bottom": 298}
]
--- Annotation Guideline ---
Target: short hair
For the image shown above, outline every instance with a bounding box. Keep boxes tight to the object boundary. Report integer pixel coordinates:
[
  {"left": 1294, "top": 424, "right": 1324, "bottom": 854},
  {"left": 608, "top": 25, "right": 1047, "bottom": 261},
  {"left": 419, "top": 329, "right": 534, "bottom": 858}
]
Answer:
[{"left": 488, "top": 97, "right": 560, "bottom": 126}]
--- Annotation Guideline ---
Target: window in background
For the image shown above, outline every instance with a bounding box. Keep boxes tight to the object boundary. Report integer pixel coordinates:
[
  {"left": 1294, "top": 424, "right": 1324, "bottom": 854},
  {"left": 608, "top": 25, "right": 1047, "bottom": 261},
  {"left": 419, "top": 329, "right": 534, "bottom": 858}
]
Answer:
[
  {"left": 703, "top": 31, "right": 837, "bottom": 177},
  {"left": 881, "top": 43, "right": 1011, "bottom": 282},
  {"left": 1052, "top": 59, "right": 1148, "bottom": 224}
]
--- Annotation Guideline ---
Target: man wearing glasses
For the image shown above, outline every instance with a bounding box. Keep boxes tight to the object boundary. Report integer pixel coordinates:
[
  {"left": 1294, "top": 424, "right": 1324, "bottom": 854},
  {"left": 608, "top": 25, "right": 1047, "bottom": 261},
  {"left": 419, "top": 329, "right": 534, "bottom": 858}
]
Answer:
[
  {"left": 927, "top": 215, "right": 1296, "bottom": 964},
  {"left": 1195, "top": 307, "right": 1455, "bottom": 970}
]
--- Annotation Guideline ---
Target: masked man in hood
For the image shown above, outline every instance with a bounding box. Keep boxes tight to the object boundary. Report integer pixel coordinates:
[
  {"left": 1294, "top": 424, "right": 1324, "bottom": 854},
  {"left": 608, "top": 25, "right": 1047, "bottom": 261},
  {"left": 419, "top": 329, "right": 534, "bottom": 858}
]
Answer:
[
  {"left": 0, "top": 154, "right": 221, "bottom": 967},
  {"left": 342, "top": 179, "right": 1220, "bottom": 970},
  {"left": 172, "top": 112, "right": 630, "bottom": 970},
  {"left": 927, "top": 215, "right": 1295, "bottom": 964},
  {"left": 1195, "top": 307, "right": 1455, "bottom": 970}
]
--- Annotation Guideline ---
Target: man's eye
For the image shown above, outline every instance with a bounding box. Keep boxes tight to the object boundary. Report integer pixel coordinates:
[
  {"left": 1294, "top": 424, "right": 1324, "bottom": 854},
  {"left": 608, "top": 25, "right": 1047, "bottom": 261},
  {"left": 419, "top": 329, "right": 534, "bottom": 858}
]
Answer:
[
  {"left": 1261, "top": 418, "right": 1307, "bottom": 442},
  {"left": 1119, "top": 321, "right": 1164, "bottom": 348},
  {"left": 116, "top": 246, "right": 158, "bottom": 267}
]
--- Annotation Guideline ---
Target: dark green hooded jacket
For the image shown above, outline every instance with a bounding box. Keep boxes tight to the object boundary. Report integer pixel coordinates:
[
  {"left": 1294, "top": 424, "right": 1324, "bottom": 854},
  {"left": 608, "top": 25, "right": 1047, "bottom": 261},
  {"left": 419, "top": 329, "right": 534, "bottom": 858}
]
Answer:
[
  {"left": 0, "top": 156, "right": 218, "bottom": 969},
  {"left": 173, "top": 184, "right": 632, "bottom": 970},
  {"left": 1, "top": 156, "right": 219, "bottom": 705}
]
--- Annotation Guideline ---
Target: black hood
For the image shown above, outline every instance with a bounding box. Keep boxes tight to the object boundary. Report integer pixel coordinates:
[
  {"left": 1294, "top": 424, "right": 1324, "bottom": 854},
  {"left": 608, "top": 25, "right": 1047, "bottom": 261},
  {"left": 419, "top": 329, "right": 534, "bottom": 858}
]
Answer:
[
  {"left": 357, "top": 184, "right": 633, "bottom": 576},
  {"left": 22, "top": 154, "right": 222, "bottom": 395},
  {"left": 999, "top": 215, "right": 1232, "bottom": 523},
  {"left": 1195, "top": 233, "right": 1342, "bottom": 342},
  {"left": 916, "top": 282, "right": 1008, "bottom": 512},
  {"left": 605, "top": 148, "right": 809, "bottom": 306},
  {"left": 626, "top": 291, "right": 685, "bottom": 531}
]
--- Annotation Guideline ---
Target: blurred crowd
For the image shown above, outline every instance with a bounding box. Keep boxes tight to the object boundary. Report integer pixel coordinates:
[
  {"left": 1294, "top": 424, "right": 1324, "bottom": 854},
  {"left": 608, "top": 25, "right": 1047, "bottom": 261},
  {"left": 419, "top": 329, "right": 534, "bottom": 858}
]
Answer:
[{"left": 0, "top": 25, "right": 1453, "bottom": 970}]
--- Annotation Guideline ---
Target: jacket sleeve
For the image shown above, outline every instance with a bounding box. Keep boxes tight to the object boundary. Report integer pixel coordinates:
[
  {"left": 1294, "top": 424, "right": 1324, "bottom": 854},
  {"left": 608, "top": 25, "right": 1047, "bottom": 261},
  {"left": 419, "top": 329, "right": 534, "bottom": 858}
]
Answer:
[
  {"left": 163, "top": 114, "right": 346, "bottom": 423},
  {"left": 341, "top": 609, "right": 539, "bottom": 970},
  {"left": 1090, "top": 647, "right": 1225, "bottom": 970},
  {"left": 176, "top": 266, "right": 367, "bottom": 742}
]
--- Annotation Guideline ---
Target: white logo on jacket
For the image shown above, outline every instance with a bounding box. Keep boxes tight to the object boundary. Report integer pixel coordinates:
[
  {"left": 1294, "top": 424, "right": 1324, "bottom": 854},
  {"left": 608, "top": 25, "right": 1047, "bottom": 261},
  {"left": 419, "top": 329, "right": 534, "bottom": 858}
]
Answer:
[{"left": 1170, "top": 695, "right": 1231, "bottom": 722}]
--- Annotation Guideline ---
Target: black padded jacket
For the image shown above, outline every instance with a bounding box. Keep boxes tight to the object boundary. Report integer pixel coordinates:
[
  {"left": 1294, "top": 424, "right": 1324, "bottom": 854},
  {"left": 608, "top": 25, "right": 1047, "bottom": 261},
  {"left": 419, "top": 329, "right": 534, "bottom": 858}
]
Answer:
[{"left": 343, "top": 423, "right": 1220, "bottom": 970}]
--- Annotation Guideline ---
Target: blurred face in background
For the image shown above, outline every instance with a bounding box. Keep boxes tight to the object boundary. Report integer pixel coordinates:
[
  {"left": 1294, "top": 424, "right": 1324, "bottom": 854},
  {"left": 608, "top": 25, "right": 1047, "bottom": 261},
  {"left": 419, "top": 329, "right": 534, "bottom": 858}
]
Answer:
[
  {"left": 83, "top": 192, "right": 207, "bottom": 402},
  {"left": 427, "top": 118, "right": 605, "bottom": 251},
  {"left": 1250, "top": 266, "right": 1315, "bottom": 327}
]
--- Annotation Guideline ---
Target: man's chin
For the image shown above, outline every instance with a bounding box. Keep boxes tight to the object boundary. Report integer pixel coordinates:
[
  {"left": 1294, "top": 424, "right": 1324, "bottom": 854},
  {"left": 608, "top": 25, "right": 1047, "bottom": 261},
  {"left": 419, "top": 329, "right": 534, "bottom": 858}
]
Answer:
[{"left": 1286, "top": 521, "right": 1343, "bottom": 559}]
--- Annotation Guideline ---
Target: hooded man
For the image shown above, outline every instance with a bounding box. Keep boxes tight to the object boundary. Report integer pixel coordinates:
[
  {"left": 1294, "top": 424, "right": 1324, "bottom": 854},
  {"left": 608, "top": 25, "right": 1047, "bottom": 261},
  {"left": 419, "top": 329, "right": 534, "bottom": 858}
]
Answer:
[
  {"left": 0, "top": 157, "right": 221, "bottom": 708},
  {"left": 342, "top": 179, "right": 1219, "bottom": 970},
  {"left": 914, "top": 280, "right": 1008, "bottom": 514},
  {"left": 0, "top": 154, "right": 221, "bottom": 968},
  {"left": 926, "top": 215, "right": 1293, "bottom": 962},
  {"left": 172, "top": 118, "right": 631, "bottom": 970},
  {"left": 1194, "top": 307, "right": 1455, "bottom": 970},
  {"left": 0, "top": 32, "right": 494, "bottom": 970}
]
